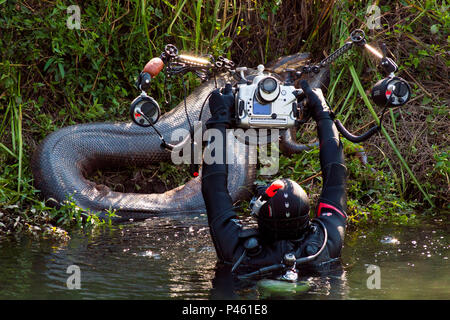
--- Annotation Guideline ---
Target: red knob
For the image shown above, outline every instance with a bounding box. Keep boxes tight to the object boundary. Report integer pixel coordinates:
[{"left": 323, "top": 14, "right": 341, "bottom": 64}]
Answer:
[{"left": 143, "top": 57, "right": 164, "bottom": 77}]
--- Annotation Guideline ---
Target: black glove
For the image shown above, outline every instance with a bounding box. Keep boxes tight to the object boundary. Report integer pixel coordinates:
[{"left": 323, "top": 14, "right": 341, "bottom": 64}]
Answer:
[
  {"left": 300, "top": 80, "right": 332, "bottom": 122},
  {"left": 206, "top": 83, "right": 234, "bottom": 128}
]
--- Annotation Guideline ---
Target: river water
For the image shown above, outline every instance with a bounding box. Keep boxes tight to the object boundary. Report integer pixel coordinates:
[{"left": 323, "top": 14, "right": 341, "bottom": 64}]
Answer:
[{"left": 0, "top": 215, "right": 448, "bottom": 300}]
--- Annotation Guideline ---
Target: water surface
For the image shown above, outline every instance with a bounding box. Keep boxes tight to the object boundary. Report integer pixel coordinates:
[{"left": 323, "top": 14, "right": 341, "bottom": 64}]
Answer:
[{"left": 0, "top": 215, "right": 448, "bottom": 299}]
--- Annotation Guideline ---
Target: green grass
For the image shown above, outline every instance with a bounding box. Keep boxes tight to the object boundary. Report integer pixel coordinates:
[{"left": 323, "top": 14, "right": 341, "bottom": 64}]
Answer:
[{"left": 0, "top": 0, "right": 448, "bottom": 238}]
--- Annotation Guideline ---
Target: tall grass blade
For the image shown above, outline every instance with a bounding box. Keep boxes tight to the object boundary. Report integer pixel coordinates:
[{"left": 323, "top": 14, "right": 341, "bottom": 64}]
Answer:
[
  {"left": 167, "top": 0, "right": 188, "bottom": 35},
  {"left": 0, "top": 142, "right": 16, "bottom": 159},
  {"left": 195, "top": 0, "right": 202, "bottom": 53}
]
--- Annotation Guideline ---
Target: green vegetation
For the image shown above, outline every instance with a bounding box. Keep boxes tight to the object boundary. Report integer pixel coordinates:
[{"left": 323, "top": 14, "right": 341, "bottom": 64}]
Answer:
[{"left": 0, "top": 0, "right": 448, "bottom": 239}]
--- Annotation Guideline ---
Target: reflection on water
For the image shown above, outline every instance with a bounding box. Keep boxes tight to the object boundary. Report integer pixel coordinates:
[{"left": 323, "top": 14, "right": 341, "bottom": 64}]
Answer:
[
  {"left": 0, "top": 215, "right": 448, "bottom": 299},
  {"left": 341, "top": 220, "right": 449, "bottom": 300}
]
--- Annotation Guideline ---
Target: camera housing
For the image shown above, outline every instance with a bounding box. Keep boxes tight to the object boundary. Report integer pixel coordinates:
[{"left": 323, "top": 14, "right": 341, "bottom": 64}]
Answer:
[{"left": 235, "top": 65, "right": 299, "bottom": 129}]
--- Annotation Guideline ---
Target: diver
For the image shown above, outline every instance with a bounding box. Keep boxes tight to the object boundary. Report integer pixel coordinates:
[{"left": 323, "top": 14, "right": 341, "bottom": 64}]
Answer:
[{"left": 201, "top": 79, "right": 348, "bottom": 282}]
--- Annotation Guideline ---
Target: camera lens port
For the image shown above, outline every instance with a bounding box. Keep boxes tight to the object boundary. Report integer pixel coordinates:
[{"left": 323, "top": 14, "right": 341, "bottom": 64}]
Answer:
[{"left": 257, "top": 77, "right": 280, "bottom": 103}]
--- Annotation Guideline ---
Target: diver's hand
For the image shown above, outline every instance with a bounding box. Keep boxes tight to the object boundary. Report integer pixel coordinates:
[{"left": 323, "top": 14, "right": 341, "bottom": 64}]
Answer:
[
  {"left": 300, "top": 80, "right": 332, "bottom": 122},
  {"left": 206, "top": 83, "right": 234, "bottom": 128}
]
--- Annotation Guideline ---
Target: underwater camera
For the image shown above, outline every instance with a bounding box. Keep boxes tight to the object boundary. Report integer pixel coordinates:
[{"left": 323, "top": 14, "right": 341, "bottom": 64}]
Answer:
[{"left": 234, "top": 64, "right": 301, "bottom": 129}]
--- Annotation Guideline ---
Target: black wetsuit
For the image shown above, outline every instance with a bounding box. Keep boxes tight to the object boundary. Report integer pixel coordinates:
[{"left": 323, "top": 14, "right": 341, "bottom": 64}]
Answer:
[{"left": 201, "top": 96, "right": 347, "bottom": 276}]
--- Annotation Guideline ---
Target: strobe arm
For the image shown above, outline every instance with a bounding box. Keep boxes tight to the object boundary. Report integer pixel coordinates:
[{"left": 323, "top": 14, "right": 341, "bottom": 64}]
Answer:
[{"left": 334, "top": 119, "right": 380, "bottom": 143}]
